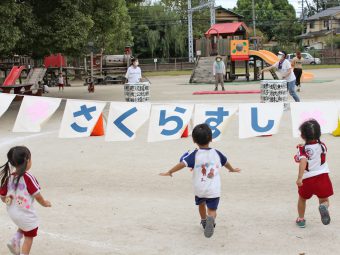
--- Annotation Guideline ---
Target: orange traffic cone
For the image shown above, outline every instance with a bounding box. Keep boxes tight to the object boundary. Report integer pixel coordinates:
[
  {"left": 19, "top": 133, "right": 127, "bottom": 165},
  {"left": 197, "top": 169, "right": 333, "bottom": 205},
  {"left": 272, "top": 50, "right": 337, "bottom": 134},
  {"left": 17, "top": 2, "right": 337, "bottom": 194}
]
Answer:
[
  {"left": 181, "top": 125, "right": 189, "bottom": 138},
  {"left": 91, "top": 114, "right": 105, "bottom": 136}
]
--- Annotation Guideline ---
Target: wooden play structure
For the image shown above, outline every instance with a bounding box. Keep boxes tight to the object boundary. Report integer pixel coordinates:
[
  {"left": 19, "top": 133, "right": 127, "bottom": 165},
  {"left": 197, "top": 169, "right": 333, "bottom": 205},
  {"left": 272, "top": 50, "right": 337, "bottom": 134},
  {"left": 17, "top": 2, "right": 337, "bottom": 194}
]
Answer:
[{"left": 191, "top": 22, "right": 314, "bottom": 83}]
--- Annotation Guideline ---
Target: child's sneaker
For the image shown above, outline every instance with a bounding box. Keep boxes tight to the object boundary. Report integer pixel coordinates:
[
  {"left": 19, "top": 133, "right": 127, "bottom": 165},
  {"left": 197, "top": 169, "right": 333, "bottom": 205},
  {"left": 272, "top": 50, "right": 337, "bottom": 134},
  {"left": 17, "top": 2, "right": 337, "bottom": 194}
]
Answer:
[
  {"left": 296, "top": 218, "right": 306, "bottom": 228},
  {"left": 204, "top": 216, "right": 215, "bottom": 238},
  {"left": 319, "top": 204, "right": 331, "bottom": 225},
  {"left": 7, "top": 238, "right": 20, "bottom": 255},
  {"left": 200, "top": 219, "right": 207, "bottom": 229}
]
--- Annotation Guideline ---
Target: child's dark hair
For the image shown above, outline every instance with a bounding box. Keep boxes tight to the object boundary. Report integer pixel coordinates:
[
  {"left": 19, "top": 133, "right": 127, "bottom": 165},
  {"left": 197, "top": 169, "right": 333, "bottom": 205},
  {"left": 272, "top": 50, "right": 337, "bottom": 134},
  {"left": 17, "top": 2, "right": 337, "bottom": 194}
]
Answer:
[
  {"left": 192, "top": 124, "right": 212, "bottom": 146},
  {"left": 299, "top": 119, "right": 321, "bottom": 143},
  {"left": 0, "top": 146, "right": 31, "bottom": 189}
]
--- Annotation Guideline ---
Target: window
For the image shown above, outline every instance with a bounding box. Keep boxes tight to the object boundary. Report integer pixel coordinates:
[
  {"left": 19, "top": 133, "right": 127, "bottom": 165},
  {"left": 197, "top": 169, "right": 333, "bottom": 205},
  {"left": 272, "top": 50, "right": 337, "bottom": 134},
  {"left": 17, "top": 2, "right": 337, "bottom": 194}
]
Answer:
[
  {"left": 310, "top": 21, "right": 315, "bottom": 29},
  {"left": 324, "top": 20, "right": 329, "bottom": 29}
]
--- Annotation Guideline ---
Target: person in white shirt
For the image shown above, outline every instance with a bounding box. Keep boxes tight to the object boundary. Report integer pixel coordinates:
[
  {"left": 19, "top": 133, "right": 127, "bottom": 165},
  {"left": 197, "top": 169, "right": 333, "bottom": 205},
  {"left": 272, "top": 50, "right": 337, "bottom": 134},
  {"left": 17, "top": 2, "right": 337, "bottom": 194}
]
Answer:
[
  {"left": 294, "top": 119, "right": 333, "bottom": 228},
  {"left": 261, "top": 51, "right": 300, "bottom": 102},
  {"left": 58, "top": 73, "right": 64, "bottom": 91},
  {"left": 125, "top": 58, "right": 142, "bottom": 84},
  {"left": 160, "top": 124, "right": 240, "bottom": 238}
]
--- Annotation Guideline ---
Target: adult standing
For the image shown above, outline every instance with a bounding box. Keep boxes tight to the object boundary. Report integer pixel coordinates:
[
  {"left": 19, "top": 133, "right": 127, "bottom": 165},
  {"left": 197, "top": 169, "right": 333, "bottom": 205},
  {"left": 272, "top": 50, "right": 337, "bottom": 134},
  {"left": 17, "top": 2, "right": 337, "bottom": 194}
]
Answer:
[
  {"left": 261, "top": 51, "right": 300, "bottom": 102},
  {"left": 125, "top": 58, "right": 142, "bottom": 84},
  {"left": 213, "top": 55, "right": 226, "bottom": 91},
  {"left": 292, "top": 51, "right": 303, "bottom": 92}
]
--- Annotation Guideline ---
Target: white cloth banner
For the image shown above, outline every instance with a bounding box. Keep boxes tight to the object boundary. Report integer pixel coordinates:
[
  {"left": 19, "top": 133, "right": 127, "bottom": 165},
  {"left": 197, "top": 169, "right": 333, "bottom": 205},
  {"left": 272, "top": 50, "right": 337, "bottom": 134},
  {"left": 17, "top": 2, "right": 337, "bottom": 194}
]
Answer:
[
  {"left": 0, "top": 94, "right": 16, "bottom": 118},
  {"left": 148, "top": 104, "right": 193, "bottom": 142},
  {"left": 193, "top": 104, "right": 238, "bottom": 141},
  {"left": 290, "top": 101, "right": 338, "bottom": 137},
  {"left": 239, "top": 103, "right": 284, "bottom": 139},
  {"left": 105, "top": 102, "right": 151, "bottom": 141},
  {"left": 59, "top": 100, "right": 106, "bottom": 138},
  {"left": 337, "top": 101, "right": 340, "bottom": 118},
  {"left": 13, "top": 96, "right": 61, "bottom": 132}
]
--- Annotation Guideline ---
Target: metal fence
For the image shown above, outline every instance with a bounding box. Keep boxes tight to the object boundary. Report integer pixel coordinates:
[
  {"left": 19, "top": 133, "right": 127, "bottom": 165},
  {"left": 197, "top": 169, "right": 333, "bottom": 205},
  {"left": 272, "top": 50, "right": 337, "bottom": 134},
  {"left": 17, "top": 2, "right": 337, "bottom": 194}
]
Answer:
[{"left": 139, "top": 58, "right": 194, "bottom": 72}]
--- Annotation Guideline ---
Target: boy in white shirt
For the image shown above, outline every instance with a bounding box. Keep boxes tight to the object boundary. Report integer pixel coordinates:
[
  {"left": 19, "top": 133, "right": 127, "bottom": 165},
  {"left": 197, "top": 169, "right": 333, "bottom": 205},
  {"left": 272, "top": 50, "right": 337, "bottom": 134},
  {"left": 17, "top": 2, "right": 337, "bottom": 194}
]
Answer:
[{"left": 160, "top": 124, "right": 240, "bottom": 238}]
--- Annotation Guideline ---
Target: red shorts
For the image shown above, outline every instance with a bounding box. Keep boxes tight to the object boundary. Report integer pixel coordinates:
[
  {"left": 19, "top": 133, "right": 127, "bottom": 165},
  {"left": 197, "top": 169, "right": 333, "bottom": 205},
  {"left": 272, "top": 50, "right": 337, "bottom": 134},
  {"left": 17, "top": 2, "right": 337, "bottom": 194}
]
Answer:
[
  {"left": 20, "top": 227, "right": 38, "bottom": 237},
  {"left": 298, "top": 173, "right": 334, "bottom": 199},
  {"left": 58, "top": 83, "right": 64, "bottom": 87}
]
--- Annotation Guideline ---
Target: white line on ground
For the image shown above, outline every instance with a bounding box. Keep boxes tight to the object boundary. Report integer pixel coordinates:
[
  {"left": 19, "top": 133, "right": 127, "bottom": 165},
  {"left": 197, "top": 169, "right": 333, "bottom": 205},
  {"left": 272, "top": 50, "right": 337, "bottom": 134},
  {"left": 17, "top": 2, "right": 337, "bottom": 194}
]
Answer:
[
  {"left": 0, "top": 219, "right": 120, "bottom": 252},
  {"left": 0, "top": 131, "right": 57, "bottom": 149}
]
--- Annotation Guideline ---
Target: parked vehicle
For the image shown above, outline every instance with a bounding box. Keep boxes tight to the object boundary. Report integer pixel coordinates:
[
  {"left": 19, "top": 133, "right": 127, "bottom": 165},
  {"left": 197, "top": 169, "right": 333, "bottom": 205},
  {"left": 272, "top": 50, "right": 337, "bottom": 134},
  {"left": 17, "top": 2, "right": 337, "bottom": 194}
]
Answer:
[{"left": 286, "top": 53, "right": 321, "bottom": 65}]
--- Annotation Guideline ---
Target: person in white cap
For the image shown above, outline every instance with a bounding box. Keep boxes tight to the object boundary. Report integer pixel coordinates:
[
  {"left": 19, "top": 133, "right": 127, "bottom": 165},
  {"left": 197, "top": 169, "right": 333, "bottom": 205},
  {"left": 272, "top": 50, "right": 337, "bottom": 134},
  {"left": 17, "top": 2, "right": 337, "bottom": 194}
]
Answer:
[{"left": 261, "top": 50, "right": 300, "bottom": 102}]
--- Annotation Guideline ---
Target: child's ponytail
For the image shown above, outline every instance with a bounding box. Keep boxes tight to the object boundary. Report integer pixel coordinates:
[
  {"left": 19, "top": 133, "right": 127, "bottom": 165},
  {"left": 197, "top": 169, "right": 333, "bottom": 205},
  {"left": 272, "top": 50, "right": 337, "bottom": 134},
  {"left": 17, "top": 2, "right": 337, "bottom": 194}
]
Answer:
[
  {"left": 0, "top": 161, "right": 11, "bottom": 188},
  {"left": 0, "top": 146, "right": 31, "bottom": 189}
]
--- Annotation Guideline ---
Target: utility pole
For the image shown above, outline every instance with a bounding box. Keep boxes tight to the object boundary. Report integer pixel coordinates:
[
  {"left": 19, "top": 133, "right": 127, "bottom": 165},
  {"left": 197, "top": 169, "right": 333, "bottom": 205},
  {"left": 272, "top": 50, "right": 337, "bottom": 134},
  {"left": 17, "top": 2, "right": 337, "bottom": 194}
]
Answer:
[
  {"left": 187, "top": 0, "right": 215, "bottom": 62},
  {"left": 252, "top": 0, "right": 256, "bottom": 37}
]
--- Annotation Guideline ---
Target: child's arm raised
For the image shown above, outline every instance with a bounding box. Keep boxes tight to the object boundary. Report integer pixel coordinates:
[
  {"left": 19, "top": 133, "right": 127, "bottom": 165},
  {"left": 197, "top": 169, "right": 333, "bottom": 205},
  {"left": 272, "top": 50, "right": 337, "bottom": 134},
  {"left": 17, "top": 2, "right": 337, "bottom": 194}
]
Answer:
[
  {"left": 224, "top": 162, "right": 241, "bottom": 173},
  {"left": 296, "top": 158, "right": 307, "bottom": 187},
  {"left": 160, "top": 162, "right": 186, "bottom": 177},
  {"left": 34, "top": 193, "right": 51, "bottom": 207}
]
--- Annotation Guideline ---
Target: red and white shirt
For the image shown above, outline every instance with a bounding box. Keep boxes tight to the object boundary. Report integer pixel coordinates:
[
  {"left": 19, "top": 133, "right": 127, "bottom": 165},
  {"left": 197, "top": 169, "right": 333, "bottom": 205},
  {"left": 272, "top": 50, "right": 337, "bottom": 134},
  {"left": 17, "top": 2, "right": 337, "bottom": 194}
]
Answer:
[
  {"left": 0, "top": 172, "right": 41, "bottom": 231},
  {"left": 294, "top": 141, "right": 330, "bottom": 180}
]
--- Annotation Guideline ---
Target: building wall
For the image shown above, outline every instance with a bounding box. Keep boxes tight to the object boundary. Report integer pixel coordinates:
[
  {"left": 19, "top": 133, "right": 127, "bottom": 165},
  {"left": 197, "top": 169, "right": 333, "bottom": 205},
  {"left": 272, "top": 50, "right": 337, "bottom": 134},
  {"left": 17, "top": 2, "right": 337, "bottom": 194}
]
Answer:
[
  {"left": 306, "top": 13, "right": 340, "bottom": 33},
  {"left": 302, "top": 35, "right": 331, "bottom": 49},
  {"left": 215, "top": 10, "right": 243, "bottom": 23}
]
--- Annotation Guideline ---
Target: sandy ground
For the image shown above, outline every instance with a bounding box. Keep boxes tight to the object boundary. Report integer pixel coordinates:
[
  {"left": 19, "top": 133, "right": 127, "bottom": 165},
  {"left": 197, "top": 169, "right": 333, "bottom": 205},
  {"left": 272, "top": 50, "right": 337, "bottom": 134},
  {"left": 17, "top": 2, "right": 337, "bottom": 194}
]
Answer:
[{"left": 0, "top": 69, "right": 340, "bottom": 255}]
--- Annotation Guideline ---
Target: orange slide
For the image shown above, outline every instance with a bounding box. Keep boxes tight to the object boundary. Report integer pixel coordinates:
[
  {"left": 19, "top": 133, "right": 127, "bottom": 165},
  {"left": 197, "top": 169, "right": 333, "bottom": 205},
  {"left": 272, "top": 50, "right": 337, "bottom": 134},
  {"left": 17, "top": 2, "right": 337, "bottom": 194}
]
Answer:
[
  {"left": 249, "top": 50, "right": 314, "bottom": 82},
  {"left": 3, "top": 66, "right": 26, "bottom": 86}
]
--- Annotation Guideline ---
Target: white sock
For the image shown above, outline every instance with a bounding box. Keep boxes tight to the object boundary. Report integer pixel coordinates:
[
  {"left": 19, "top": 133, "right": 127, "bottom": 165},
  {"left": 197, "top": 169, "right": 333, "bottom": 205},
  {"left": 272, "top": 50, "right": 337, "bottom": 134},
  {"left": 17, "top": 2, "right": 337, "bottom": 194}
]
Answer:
[{"left": 13, "top": 231, "right": 23, "bottom": 241}]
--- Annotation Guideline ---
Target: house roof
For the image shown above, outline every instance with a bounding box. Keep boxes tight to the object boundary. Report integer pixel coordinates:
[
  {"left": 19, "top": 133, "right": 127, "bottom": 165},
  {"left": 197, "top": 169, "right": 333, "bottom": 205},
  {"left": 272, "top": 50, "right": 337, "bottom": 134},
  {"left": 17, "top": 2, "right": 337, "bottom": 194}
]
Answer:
[
  {"left": 307, "top": 6, "right": 340, "bottom": 20},
  {"left": 296, "top": 29, "right": 332, "bottom": 39},
  {"left": 215, "top": 6, "right": 244, "bottom": 18},
  {"left": 205, "top": 22, "right": 249, "bottom": 36}
]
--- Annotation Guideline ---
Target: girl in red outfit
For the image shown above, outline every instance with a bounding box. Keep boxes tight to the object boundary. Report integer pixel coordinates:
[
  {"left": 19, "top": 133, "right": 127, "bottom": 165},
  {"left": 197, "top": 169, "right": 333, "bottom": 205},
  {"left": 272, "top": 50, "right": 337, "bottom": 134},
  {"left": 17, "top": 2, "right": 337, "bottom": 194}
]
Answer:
[
  {"left": 0, "top": 146, "right": 51, "bottom": 255},
  {"left": 294, "top": 119, "right": 334, "bottom": 228}
]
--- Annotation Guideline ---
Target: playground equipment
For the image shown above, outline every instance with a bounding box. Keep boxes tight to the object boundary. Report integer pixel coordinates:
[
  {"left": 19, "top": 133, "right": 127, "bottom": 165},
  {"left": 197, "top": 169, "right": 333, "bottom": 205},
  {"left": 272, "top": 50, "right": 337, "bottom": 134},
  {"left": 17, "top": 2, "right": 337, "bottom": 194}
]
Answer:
[
  {"left": 250, "top": 50, "right": 315, "bottom": 82},
  {"left": 26, "top": 68, "right": 47, "bottom": 89},
  {"left": 3, "top": 66, "right": 25, "bottom": 85},
  {"left": 190, "top": 21, "right": 315, "bottom": 84},
  {"left": 0, "top": 65, "right": 42, "bottom": 97}
]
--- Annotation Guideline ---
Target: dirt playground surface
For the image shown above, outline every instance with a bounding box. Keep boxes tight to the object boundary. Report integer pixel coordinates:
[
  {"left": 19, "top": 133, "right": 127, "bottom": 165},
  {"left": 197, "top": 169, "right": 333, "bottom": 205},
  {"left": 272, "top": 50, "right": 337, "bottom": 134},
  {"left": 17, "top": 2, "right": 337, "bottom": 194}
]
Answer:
[{"left": 0, "top": 69, "right": 340, "bottom": 255}]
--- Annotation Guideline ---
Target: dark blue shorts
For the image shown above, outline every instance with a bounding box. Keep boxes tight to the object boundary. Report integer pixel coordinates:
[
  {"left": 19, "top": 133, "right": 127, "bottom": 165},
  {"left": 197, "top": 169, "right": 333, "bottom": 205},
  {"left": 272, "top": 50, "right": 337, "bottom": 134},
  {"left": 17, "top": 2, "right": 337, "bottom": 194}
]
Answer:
[{"left": 195, "top": 196, "right": 220, "bottom": 210}]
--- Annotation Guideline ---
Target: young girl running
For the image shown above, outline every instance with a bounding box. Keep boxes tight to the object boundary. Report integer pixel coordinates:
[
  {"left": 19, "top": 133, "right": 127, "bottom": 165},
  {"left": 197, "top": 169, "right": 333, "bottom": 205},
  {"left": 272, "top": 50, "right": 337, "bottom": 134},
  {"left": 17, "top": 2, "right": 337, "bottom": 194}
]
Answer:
[
  {"left": 294, "top": 119, "right": 334, "bottom": 228},
  {"left": 0, "top": 146, "right": 51, "bottom": 255},
  {"left": 160, "top": 124, "right": 240, "bottom": 238}
]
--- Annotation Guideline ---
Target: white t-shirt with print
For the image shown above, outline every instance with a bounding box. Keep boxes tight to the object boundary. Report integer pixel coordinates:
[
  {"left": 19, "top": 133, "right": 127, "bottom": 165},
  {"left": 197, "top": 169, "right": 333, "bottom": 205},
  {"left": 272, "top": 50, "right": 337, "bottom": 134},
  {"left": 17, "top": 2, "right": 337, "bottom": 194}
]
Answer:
[
  {"left": 273, "top": 59, "right": 296, "bottom": 82},
  {"left": 182, "top": 148, "right": 227, "bottom": 198},
  {"left": 295, "top": 141, "right": 330, "bottom": 179},
  {"left": 0, "top": 172, "right": 41, "bottom": 231}
]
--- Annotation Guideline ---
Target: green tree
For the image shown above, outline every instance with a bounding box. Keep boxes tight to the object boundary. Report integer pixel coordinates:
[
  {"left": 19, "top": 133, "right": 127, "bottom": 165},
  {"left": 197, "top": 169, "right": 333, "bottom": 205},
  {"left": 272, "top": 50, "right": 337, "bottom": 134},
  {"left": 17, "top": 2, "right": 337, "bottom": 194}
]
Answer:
[
  {"left": 81, "top": 0, "right": 132, "bottom": 54},
  {"left": 0, "top": 1, "right": 23, "bottom": 56},
  {"left": 147, "top": 30, "right": 160, "bottom": 58},
  {"left": 235, "top": 0, "right": 301, "bottom": 44}
]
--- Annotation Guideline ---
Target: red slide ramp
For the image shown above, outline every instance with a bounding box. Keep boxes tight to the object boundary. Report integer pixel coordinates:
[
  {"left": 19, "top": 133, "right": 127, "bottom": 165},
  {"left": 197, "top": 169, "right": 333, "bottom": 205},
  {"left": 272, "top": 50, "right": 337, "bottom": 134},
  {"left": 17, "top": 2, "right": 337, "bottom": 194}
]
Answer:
[{"left": 3, "top": 66, "right": 25, "bottom": 86}]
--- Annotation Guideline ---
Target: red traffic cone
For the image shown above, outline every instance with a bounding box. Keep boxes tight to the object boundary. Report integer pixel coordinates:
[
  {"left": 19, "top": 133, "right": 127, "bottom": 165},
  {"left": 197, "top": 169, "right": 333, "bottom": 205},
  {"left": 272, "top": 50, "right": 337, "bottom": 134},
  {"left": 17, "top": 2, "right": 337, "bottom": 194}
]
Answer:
[
  {"left": 91, "top": 114, "right": 104, "bottom": 136},
  {"left": 181, "top": 125, "right": 189, "bottom": 138}
]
